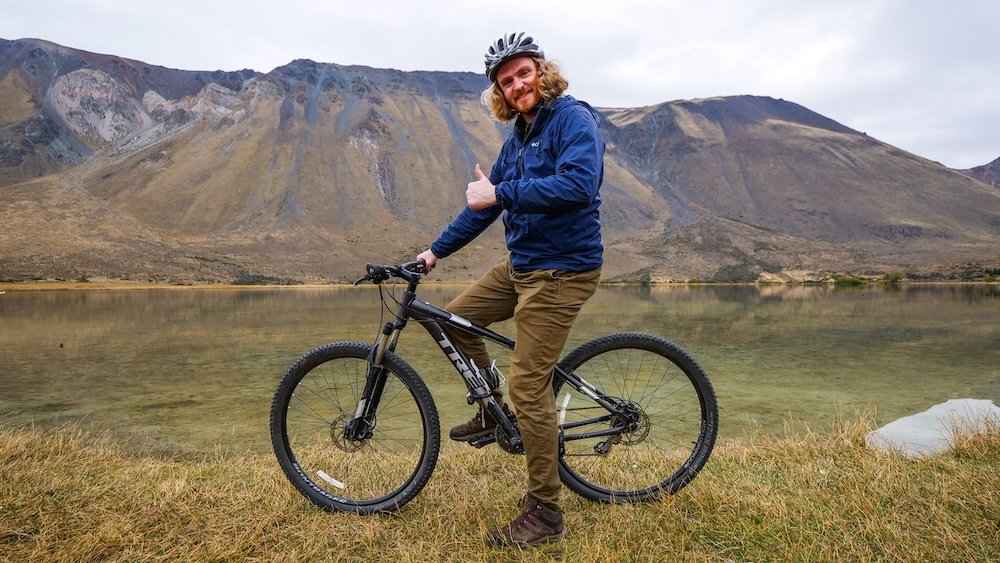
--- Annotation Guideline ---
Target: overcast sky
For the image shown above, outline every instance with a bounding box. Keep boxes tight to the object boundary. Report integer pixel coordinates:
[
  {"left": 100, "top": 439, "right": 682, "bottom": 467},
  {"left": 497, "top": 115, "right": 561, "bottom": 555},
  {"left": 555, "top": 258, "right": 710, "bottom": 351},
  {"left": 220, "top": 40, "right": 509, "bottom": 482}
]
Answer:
[{"left": 2, "top": 0, "right": 997, "bottom": 169}]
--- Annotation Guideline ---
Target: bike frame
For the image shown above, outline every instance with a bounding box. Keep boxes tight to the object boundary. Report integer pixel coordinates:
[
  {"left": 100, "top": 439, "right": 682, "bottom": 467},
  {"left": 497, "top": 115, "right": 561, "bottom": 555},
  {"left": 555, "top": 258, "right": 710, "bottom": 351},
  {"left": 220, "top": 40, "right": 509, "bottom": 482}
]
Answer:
[{"left": 347, "top": 264, "right": 637, "bottom": 450}]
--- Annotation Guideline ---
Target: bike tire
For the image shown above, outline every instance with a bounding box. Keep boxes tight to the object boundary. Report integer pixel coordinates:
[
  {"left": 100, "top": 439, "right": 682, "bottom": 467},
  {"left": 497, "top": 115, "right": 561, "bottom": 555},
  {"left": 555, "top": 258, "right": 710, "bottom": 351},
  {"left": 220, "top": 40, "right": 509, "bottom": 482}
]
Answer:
[
  {"left": 270, "top": 341, "right": 440, "bottom": 514},
  {"left": 554, "top": 332, "right": 718, "bottom": 503}
]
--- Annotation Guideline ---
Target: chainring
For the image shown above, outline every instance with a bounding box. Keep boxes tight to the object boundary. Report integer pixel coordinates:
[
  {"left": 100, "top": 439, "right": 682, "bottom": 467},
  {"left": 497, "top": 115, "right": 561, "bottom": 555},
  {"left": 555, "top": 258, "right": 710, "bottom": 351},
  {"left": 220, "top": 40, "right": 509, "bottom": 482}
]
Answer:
[{"left": 495, "top": 426, "right": 524, "bottom": 455}]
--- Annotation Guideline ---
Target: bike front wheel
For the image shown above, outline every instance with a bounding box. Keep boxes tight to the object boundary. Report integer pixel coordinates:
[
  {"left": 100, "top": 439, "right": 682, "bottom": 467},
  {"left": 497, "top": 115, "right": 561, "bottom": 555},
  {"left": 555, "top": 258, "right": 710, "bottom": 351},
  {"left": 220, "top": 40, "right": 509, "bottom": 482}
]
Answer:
[
  {"left": 270, "top": 341, "right": 440, "bottom": 514},
  {"left": 554, "top": 332, "right": 718, "bottom": 503}
]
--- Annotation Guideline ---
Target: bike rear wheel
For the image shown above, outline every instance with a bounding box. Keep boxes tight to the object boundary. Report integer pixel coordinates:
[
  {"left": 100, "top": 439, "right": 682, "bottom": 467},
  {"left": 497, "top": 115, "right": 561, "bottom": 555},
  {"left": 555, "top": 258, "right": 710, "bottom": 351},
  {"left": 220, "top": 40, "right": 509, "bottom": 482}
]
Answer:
[
  {"left": 554, "top": 332, "right": 718, "bottom": 503},
  {"left": 270, "top": 341, "right": 440, "bottom": 514}
]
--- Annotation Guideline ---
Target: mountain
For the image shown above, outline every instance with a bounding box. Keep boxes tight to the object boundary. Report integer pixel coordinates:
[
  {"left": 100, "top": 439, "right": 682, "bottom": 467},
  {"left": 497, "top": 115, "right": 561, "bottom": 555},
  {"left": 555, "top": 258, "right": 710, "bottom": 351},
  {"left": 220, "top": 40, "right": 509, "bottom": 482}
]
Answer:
[
  {"left": 1, "top": 38, "right": 997, "bottom": 283},
  {"left": 960, "top": 156, "right": 1000, "bottom": 189}
]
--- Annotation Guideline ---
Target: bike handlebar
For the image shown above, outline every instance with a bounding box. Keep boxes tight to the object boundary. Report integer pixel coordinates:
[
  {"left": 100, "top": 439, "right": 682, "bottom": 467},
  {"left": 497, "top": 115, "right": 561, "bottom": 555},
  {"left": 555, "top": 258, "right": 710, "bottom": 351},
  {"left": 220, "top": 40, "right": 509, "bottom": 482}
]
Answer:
[{"left": 353, "top": 260, "right": 427, "bottom": 286}]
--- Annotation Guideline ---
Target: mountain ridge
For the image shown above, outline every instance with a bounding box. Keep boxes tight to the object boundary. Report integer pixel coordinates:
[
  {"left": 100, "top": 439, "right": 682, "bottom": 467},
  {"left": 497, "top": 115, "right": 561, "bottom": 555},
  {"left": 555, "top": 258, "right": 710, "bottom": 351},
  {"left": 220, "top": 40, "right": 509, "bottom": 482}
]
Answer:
[
  {"left": 0, "top": 38, "right": 997, "bottom": 283},
  {"left": 960, "top": 156, "right": 1000, "bottom": 189}
]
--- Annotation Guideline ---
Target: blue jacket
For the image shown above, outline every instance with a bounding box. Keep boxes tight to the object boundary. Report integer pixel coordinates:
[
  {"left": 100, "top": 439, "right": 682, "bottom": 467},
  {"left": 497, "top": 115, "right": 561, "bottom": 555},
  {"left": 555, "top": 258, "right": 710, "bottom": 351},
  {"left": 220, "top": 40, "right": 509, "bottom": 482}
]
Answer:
[{"left": 431, "top": 95, "right": 605, "bottom": 272}]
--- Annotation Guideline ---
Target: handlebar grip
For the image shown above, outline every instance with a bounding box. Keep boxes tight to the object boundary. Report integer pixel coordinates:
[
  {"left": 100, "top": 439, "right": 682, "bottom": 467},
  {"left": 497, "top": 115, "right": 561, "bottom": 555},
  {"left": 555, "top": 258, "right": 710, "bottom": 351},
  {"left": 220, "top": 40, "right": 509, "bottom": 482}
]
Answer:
[{"left": 364, "top": 263, "right": 391, "bottom": 283}]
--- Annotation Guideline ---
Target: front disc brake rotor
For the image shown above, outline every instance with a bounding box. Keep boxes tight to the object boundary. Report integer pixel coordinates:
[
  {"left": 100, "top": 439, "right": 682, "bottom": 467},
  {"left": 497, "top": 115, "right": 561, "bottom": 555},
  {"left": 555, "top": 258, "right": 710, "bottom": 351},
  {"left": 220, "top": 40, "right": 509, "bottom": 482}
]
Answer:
[{"left": 331, "top": 414, "right": 368, "bottom": 452}]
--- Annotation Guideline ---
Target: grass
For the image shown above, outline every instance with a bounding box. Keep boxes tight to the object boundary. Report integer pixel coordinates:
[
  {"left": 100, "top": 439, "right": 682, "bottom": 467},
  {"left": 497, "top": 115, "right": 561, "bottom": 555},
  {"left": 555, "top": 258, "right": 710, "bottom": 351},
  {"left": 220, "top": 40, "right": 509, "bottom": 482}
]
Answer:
[
  {"left": 2, "top": 417, "right": 998, "bottom": 562},
  {"left": 834, "top": 276, "right": 867, "bottom": 286}
]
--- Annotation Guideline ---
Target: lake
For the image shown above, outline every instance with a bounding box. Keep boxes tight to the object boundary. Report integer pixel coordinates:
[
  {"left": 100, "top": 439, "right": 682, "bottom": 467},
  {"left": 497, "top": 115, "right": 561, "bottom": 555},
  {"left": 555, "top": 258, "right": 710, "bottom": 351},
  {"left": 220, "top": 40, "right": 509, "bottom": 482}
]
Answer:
[{"left": 1, "top": 283, "right": 997, "bottom": 457}]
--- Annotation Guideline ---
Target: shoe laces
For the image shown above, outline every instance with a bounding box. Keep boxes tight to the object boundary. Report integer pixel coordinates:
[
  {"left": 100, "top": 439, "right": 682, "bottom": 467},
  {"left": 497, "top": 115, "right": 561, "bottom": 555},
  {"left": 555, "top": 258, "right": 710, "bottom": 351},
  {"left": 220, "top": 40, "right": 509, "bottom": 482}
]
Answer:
[{"left": 508, "top": 495, "right": 545, "bottom": 530}]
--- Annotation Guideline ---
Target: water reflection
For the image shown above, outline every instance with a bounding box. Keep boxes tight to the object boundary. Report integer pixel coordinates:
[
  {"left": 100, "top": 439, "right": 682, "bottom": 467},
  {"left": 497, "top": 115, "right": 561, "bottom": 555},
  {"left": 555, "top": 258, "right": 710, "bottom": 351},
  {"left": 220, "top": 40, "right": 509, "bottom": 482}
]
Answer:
[{"left": 1, "top": 284, "right": 996, "bottom": 456}]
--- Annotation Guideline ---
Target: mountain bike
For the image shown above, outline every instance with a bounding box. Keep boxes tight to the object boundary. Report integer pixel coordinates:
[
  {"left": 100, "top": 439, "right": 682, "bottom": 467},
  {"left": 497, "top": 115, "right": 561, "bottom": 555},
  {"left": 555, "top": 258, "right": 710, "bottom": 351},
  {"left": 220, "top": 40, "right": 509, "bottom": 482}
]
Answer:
[{"left": 270, "top": 261, "right": 718, "bottom": 514}]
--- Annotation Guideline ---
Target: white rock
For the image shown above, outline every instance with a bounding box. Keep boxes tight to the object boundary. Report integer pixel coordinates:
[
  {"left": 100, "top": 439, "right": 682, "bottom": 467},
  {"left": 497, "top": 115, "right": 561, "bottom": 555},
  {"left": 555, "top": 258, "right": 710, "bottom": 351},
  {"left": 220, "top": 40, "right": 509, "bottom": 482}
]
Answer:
[{"left": 866, "top": 399, "right": 1000, "bottom": 457}]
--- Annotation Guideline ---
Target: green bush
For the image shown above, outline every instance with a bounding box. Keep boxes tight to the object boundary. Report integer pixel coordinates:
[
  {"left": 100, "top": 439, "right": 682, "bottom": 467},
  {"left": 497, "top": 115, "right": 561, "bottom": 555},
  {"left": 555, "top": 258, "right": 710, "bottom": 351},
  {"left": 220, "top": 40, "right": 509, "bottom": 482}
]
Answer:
[{"left": 834, "top": 276, "right": 866, "bottom": 285}]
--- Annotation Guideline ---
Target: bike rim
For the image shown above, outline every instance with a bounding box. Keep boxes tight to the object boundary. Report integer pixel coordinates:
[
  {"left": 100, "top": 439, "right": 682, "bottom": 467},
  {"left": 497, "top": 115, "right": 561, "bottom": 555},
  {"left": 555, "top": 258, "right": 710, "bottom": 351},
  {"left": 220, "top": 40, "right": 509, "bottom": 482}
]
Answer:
[
  {"left": 281, "top": 355, "right": 428, "bottom": 509},
  {"left": 558, "top": 345, "right": 710, "bottom": 497}
]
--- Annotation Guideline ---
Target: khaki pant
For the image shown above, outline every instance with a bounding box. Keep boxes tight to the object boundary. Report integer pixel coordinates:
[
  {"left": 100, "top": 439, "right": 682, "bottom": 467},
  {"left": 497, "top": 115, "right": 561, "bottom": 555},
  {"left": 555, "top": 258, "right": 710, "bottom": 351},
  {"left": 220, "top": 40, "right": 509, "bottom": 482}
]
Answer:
[{"left": 444, "top": 259, "right": 601, "bottom": 511}]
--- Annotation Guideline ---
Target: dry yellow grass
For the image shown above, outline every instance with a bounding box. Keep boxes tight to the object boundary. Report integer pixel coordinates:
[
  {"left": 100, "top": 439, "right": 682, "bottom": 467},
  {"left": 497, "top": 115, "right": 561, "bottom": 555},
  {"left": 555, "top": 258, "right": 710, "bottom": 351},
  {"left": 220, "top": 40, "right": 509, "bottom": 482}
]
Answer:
[{"left": 2, "top": 416, "right": 997, "bottom": 562}]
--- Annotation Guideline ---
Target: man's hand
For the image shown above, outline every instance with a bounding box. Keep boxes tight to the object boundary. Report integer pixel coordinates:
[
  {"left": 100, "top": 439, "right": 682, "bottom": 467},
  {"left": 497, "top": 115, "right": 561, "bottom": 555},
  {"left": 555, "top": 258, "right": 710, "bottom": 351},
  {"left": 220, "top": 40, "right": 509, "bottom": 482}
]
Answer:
[
  {"left": 416, "top": 248, "right": 438, "bottom": 274},
  {"left": 466, "top": 163, "right": 497, "bottom": 210}
]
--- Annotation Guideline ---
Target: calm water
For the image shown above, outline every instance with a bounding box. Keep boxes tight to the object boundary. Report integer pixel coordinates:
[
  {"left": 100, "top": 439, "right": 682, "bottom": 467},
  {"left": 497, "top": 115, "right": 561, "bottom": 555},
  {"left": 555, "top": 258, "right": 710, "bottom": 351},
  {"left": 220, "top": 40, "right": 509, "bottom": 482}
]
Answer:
[{"left": 1, "top": 284, "right": 997, "bottom": 456}]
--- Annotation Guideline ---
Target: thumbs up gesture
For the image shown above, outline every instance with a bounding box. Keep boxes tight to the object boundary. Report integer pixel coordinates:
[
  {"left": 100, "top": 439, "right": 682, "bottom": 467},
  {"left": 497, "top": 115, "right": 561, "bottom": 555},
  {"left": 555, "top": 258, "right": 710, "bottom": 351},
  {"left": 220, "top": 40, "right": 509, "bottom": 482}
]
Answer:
[{"left": 466, "top": 163, "right": 497, "bottom": 210}]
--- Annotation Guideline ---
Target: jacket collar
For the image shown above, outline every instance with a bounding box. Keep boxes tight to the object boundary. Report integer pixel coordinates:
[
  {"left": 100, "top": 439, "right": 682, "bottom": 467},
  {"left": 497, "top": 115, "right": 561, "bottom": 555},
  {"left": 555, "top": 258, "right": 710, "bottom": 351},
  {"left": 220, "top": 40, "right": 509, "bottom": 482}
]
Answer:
[{"left": 514, "top": 96, "right": 567, "bottom": 142}]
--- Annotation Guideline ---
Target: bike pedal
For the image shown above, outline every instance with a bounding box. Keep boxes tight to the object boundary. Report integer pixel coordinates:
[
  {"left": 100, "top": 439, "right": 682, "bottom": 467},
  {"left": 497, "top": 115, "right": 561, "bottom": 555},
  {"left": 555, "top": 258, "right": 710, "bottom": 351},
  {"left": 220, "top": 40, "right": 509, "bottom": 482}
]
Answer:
[{"left": 468, "top": 434, "right": 497, "bottom": 448}]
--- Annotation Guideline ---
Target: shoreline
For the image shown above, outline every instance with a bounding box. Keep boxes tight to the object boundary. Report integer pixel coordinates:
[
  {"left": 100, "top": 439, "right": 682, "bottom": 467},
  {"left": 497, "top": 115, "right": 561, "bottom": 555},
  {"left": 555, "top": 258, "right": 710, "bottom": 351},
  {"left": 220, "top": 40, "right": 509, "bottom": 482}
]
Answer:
[{"left": 0, "top": 279, "right": 995, "bottom": 292}]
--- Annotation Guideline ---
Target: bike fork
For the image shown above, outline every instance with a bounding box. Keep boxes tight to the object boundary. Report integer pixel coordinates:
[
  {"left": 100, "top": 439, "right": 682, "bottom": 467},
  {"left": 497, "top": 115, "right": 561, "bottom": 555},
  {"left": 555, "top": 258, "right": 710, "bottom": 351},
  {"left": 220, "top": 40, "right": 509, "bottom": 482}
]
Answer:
[{"left": 344, "top": 324, "right": 399, "bottom": 441}]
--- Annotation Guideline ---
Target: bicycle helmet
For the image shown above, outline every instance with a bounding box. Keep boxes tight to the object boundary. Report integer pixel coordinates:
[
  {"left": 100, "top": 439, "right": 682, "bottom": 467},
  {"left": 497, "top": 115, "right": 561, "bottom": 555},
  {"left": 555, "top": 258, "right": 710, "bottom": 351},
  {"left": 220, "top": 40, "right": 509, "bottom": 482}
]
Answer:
[{"left": 484, "top": 32, "right": 545, "bottom": 82}]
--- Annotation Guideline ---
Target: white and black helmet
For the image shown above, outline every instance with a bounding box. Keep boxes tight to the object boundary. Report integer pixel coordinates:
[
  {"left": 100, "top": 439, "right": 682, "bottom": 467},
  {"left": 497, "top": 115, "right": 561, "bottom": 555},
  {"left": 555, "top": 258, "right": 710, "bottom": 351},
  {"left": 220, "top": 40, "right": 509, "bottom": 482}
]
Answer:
[{"left": 484, "top": 32, "right": 545, "bottom": 82}]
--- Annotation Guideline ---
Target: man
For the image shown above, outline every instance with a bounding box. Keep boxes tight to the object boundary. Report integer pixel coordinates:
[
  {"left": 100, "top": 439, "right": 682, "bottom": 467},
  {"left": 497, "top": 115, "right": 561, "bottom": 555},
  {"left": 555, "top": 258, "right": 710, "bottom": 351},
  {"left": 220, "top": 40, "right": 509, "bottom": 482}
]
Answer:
[{"left": 416, "top": 31, "right": 605, "bottom": 547}]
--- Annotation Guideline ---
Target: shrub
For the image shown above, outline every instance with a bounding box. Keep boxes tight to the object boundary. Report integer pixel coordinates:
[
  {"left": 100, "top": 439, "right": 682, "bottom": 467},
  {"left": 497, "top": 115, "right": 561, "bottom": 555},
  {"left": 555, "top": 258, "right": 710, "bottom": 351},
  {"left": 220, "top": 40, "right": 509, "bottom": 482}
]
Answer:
[{"left": 834, "top": 276, "right": 866, "bottom": 285}]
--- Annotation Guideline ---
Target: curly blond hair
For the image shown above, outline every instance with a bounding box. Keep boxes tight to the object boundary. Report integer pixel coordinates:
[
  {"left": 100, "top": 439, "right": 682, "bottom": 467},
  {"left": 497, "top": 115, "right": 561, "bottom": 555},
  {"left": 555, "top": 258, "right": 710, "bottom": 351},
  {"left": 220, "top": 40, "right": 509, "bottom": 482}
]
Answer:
[{"left": 481, "top": 58, "right": 569, "bottom": 122}]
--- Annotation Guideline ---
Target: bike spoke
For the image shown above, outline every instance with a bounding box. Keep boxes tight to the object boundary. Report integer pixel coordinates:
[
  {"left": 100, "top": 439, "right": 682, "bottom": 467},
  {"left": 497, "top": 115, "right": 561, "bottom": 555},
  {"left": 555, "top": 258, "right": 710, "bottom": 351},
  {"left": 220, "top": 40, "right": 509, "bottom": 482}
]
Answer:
[
  {"left": 555, "top": 334, "right": 717, "bottom": 501},
  {"left": 271, "top": 342, "right": 440, "bottom": 513}
]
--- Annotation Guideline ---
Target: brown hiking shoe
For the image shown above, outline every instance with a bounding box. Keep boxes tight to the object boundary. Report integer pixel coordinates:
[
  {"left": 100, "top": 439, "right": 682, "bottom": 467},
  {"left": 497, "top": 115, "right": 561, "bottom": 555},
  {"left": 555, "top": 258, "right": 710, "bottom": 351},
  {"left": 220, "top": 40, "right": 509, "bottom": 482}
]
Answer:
[
  {"left": 449, "top": 404, "right": 506, "bottom": 442},
  {"left": 486, "top": 495, "right": 566, "bottom": 547}
]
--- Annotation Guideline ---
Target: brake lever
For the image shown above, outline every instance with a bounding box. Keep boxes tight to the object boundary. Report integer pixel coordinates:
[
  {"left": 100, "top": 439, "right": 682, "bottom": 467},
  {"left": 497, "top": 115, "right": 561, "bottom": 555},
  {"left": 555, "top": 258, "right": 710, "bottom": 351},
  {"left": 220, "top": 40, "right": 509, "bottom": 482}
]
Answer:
[
  {"left": 353, "top": 264, "right": 380, "bottom": 285},
  {"left": 403, "top": 258, "right": 428, "bottom": 274},
  {"left": 352, "top": 262, "right": 418, "bottom": 285},
  {"left": 363, "top": 264, "right": 392, "bottom": 284}
]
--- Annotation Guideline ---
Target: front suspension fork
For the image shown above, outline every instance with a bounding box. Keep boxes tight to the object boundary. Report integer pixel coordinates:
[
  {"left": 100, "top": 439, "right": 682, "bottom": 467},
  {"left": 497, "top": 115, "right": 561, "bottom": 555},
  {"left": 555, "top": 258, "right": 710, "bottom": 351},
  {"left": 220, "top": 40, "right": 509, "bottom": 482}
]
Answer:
[{"left": 344, "top": 322, "right": 401, "bottom": 441}]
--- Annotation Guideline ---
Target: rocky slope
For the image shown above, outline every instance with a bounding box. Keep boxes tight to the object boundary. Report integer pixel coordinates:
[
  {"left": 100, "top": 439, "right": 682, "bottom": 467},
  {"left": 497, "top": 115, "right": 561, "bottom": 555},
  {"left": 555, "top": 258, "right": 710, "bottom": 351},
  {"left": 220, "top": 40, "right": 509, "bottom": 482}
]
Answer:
[
  {"left": 960, "top": 156, "right": 1000, "bottom": 189},
  {"left": 1, "top": 38, "right": 997, "bottom": 283}
]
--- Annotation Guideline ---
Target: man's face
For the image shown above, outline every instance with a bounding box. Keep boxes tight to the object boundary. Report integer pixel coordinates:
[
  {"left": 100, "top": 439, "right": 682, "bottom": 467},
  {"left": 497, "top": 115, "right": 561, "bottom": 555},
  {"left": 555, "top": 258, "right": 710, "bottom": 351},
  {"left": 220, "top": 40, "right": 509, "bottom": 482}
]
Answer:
[{"left": 496, "top": 56, "right": 542, "bottom": 117}]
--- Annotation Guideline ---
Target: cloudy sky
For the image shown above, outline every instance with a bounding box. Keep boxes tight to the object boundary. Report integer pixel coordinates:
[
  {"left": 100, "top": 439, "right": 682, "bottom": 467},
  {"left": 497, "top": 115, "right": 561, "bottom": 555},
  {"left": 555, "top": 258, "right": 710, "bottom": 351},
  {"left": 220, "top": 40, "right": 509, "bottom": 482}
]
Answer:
[{"left": 2, "top": 0, "right": 997, "bottom": 169}]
